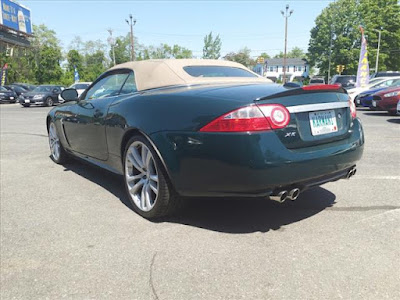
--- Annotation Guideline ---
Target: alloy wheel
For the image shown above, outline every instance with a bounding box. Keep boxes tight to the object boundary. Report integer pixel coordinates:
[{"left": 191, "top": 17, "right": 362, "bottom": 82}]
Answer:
[
  {"left": 125, "top": 141, "right": 159, "bottom": 212},
  {"left": 49, "top": 123, "right": 61, "bottom": 161}
]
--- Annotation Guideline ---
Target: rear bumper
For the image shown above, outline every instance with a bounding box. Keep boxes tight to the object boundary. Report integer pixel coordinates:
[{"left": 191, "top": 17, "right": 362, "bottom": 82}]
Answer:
[{"left": 151, "top": 118, "right": 364, "bottom": 197}]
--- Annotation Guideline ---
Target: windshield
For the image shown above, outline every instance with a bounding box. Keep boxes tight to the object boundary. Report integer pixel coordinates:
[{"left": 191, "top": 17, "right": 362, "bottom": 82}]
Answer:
[
  {"left": 335, "top": 76, "right": 356, "bottom": 83},
  {"left": 71, "top": 83, "right": 90, "bottom": 90},
  {"left": 183, "top": 66, "right": 257, "bottom": 78},
  {"left": 33, "top": 86, "right": 54, "bottom": 93},
  {"left": 0, "top": 86, "right": 9, "bottom": 92}
]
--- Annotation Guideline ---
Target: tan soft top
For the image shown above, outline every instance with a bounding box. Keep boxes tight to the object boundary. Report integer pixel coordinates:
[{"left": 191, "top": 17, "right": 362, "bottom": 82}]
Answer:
[{"left": 109, "top": 59, "right": 272, "bottom": 91}]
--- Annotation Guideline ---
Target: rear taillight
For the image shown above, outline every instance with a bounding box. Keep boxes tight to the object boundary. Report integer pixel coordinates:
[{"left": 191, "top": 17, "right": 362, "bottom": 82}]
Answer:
[
  {"left": 302, "top": 84, "right": 341, "bottom": 91},
  {"left": 349, "top": 96, "right": 357, "bottom": 119},
  {"left": 199, "top": 104, "right": 290, "bottom": 132}
]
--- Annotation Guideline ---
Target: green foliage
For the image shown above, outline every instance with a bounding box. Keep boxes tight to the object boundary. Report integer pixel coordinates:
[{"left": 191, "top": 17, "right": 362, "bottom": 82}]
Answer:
[
  {"left": 203, "top": 32, "right": 222, "bottom": 59},
  {"left": 259, "top": 52, "right": 271, "bottom": 59},
  {"left": 223, "top": 47, "right": 255, "bottom": 68},
  {"left": 112, "top": 35, "right": 130, "bottom": 65},
  {"left": 137, "top": 44, "right": 193, "bottom": 59},
  {"left": 274, "top": 47, "right": 306, "bottom": 59},
  {"left": 308, "top": 0, "right": 400, "bottom": 77}
]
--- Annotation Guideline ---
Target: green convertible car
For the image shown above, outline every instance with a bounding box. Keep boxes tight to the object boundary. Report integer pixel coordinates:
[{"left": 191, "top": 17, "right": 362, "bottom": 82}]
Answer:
[{"left": 47, "top": 59, "right": 364, "bottom": 219}]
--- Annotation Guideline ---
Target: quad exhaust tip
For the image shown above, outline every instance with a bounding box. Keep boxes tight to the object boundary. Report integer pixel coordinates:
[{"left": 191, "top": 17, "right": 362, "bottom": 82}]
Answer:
[
  {"left": 270, "top": 190, "right": 288, "bottom": 203},
  {"left": 346, "top": 167, "right": 357, "bottom": 179},
  {"left": 270, "top": 188, "right": 301, "bottom": 203}
]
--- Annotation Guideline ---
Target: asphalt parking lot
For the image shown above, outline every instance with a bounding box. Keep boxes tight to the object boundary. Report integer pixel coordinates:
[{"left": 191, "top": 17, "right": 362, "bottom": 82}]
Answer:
[{"left": 1, "top": 103, "right": 399, "bottom": 299}]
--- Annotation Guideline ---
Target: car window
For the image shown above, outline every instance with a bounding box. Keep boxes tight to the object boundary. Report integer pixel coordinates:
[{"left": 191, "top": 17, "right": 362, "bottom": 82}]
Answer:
[
  {"left": 84, "top": 73, "right": 129, "bottom": 100},
  {"left": 183, "top": 66, "right": 257, "bottom": 77},
  {"left": 0, "top": 86, "right": 8, "bottom": 91},
  {"left": 119, "top": 72, "right": 137, "bottom": 95}
]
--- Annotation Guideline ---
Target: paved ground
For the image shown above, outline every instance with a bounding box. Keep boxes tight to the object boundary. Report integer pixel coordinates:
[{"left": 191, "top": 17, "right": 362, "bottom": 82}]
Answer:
[{"left": 1, "top": 103, "right": 399, "bottom": 300}]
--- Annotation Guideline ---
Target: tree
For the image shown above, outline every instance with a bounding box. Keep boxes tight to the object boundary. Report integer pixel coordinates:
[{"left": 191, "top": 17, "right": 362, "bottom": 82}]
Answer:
[
  {"left": 203, "top": 32, "right": 222, "bottom": 59},
  {"left": 36, "top": 45, "right": 63, "bottom": 84},
  {"left": 224, "top": 47, "right": 255, "bottom": 68},
  {"left": 259, "top": 52, "right": 270, "bottom": 60},
  {"left": 112, "top": 35, "right": 130, "bottom": 64},
  {"left": 308, "top": 0, "right": 400, "bottom": 77},
  {"left": 274, "top": 47, "right": 305, "bottom": 59},
  {"left": 137, "top": 44, "right": 193, "bottom": 59},
  {"left": 84, "top": 50, "right": 106, "bottom": 81}
]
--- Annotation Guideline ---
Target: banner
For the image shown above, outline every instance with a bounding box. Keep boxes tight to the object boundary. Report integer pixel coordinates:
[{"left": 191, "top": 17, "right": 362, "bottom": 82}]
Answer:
[
  {"left": 0, "top": 0, "right": 32, "bottom": 34},
  {"left": 0, "top": 63, "right": 8, "bottom": 86},
  {"left": 74, "top": 66, "right": 80, "bottom": 83},
  {"left": 356, "top": 26, "right": 370, "bottom": 88}
]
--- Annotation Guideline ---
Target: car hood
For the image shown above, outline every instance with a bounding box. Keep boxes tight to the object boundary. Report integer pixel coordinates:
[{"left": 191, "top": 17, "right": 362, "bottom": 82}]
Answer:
[
  {"left": 374, "top": 86, "right": 400, "bottom": 96},
  {"left": 359, "top": 87, "right": 387, "bottom": 96}
]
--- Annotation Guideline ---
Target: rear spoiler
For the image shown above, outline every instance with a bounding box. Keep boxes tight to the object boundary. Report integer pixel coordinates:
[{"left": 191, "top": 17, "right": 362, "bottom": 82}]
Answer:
[{"left": 256, "top": 84, "right": 347, "bottom": 101}]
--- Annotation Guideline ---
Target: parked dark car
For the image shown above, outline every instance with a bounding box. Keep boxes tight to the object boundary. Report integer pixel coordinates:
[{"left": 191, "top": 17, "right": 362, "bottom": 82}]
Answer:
[
  {"left": 0, "top": 86, "right": 17, "bottom": 103},
  {"left": 370, "top": 71, "right": 400, "bottom": 79},
  {"left": 330, "top": 75, "right": 356, "bottom": 88},
  {"left": 19, "top": 85, "right": 64, "bottom": 107},
  {"left": 309, "top": 77, "right": 325, "bottom": 85},
  {"left": 371, "top": 86, "right": 400, "bottom": 115},
  {"left": 12, "top": 83, "right": 36, "bottom": 91},
  {"left": 47, "top": 59, "right": 364, "bottom": 219},
  {"left": 4, "top": 85, "right": 28, "bottom": 97}
]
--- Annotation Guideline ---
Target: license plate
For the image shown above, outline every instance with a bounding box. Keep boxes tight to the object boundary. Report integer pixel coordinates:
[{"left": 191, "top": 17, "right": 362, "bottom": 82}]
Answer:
[
  {"left": 24, "top": 99, "right": 30, "bottom": 103},
  {"left": 309, "top": 110, "right": 338, "bottom": 136},
  {"left": 372, "top": 100, "right": 377, "bottom": 107}
]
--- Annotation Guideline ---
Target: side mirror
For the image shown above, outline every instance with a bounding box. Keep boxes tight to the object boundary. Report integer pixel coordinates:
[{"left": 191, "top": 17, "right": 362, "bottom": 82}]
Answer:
[
  {"left": 53, "top": 88, "right": 59, "bottom": 94},
  {"left": 283, "top": 82, "right": 302, "bottom": 88},
  {"left": 61, "top": 88, "right": 79, "bottom": 102}
]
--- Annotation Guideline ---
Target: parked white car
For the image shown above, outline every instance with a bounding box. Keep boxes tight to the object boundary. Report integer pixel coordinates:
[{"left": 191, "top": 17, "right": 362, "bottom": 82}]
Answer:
[
  {"left": 69, "top": 82, "right": 92, "bottom": 97},
  {"left": 347, "top": 77, "right": 400, "bottom": 102}
]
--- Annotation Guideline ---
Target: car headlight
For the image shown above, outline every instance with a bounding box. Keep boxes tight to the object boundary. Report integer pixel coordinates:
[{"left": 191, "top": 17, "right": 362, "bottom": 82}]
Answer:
[
  {"left": 383, "top": 91, "right": 400, "bottom": 98},
  {"left": 33, "top": 94, "right": 45, "bottom": 99}
]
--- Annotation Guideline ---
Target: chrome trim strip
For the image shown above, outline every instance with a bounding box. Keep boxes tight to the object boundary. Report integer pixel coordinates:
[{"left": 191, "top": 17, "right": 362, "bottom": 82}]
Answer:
[{"left": 287, "top": 102, "right": 349, "bottom": 113}]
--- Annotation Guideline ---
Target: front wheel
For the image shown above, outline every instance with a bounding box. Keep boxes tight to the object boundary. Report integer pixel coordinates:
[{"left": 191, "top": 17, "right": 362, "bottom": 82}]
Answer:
[
  {"left": 123, "top": 136, "right": 179, "bottom": 219},
  {"left": 48, "top": 122, "right": 69, "bottom": 164},
  {"left": 22, "top": 104, "right": 30, "bottom": 107},
  {"left": 45, "top": 97, "right": 54, "bottom": 107}
]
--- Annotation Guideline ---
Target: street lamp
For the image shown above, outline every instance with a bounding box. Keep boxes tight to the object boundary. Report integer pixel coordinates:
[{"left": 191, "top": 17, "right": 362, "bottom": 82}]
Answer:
[
  {"left": 373, "top": 28, "right": 382, "bottom": 73},
  {"left": 125, "top": 14, "right": 137, "bottom": 61},
  {"left": 281, "top": 4, "right": 293, "bottom": 84}
]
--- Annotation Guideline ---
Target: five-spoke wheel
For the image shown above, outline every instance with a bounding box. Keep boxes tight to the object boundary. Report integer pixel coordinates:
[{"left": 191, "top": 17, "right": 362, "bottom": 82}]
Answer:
[{"left": 48, "top": 122, "right": 68, "bottom": 164}]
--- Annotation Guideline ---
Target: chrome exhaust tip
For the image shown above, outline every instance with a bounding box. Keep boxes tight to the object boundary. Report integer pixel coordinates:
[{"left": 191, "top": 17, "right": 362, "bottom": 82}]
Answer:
[
  {"left": 346, "top": 167, "right": 357, "bottom": 179},
  {"left": 270, "top": 190, "right": 288, "bottom": 203},
  {"left": 288, "top": 188, "right": 300, "bottom": 201}
]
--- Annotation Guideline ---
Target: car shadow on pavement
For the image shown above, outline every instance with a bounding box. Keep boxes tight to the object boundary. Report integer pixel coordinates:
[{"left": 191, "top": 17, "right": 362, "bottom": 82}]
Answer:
[
  {"left": 387, "top": 118, "right": 400, "bottom": 124},
  {"left": 362, "top": 112, "right": 390, "bottom": 116},
  {"left": 62, "top": 159, "right": 336, "bottom": 234}
]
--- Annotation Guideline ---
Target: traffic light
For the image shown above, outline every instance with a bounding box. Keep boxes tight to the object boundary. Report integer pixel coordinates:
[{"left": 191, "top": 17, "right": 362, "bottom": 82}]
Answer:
[{"left": 336, "top": 65, "right": 345, "bottom": 73}]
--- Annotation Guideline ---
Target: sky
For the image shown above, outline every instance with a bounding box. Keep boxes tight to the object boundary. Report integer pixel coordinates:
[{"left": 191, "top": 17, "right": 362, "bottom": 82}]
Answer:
[{"left": 19, "top": 0, "right": 334, "bottom": 58}]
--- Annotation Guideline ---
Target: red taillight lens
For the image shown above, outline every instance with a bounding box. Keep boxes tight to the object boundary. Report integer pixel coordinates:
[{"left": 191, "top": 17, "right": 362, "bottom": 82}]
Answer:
[
  {"left": 199, "top": 104, "right": 290, "bottom": 132},
  {"left": 302, "top": 84, "right": 341, "bottom": 91},
  {"left": 349, "top": 96, "right": 357, "bottom": 119}
]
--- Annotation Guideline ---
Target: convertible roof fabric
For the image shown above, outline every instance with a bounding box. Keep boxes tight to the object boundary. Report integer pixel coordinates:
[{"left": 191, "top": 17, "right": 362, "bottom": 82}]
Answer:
[{"left": 109, "top": 59, "right": 272, "bottom": 91}]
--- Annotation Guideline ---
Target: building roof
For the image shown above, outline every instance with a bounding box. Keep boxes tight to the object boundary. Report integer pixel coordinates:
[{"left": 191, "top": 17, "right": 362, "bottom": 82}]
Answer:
[
  {"left": 110, "top": 59, "right": 272, "bottom": 91},
  {"left": 265, "top": 58, "right": 308, "bottom": 66}
]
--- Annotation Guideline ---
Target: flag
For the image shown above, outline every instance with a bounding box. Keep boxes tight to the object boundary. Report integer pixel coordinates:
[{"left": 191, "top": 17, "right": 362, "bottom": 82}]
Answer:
[
  {"left": 356, "top": 26, "right": 370, "bottom": 88},
  {"left": 0, "top": 63, "right": 9, "bottom": 86},
  {"left": 74, "top": 65, "right": 80, "bottom": 83}
]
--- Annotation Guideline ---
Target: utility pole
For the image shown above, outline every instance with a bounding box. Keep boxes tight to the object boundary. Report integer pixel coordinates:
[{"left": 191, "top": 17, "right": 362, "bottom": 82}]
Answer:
[
  {"left": 107, "top": 28, "right": 116, "bottom": 66},
  {"left": 328, "top": 26, "right": 333, "bottom": 83},
  {"left": 126, "top": 14, "right": 136, "bottom": 61},
  {"left": 281, "top": 5, "right": 293, "bottom": 84},
  {"left": 373, "top": 28, "right": 382, "bottom": 73}
]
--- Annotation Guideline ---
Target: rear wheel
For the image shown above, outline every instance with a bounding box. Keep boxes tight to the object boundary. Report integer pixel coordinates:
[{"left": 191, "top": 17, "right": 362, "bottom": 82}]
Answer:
[
  {"left": 123, "top": 135, "right": 178, "bottom": 219},
  {"left": 45, "top": 97, "right": 54, "bottom": 107},
  {"left": 48, "top": 122, "right": 68, "bottom": 164}
]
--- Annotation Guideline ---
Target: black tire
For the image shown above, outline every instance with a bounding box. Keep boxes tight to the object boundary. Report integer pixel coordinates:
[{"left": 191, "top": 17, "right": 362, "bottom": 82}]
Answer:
[
  {"left": 388, "top": 111, "right": 397, "bottom": 116},
  {"left": 22, "top": 104, "right": 30, "bottom": 107},
  {"left": 123, "top": 135, "right": 180, "bottom": 219},
  {"left": 45, "top": 97, "right": 54, "bottom": 107},
  {"left": 48, "top": 122, "right": 69, "bottom": 164}
]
